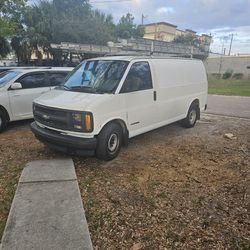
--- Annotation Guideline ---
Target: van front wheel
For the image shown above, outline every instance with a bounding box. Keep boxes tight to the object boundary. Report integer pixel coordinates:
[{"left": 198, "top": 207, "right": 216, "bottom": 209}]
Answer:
[
  {"left": 181, "top": 104, "right": 199, "bottom": 128},
  {"left": 96, "top": 123, "right": 123, "bottom": 161}
]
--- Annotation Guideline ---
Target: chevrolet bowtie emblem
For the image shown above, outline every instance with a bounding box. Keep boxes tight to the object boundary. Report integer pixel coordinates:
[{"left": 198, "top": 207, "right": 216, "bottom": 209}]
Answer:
[{"left": 42, "top": 114, "right": 50, "bottom": 120}]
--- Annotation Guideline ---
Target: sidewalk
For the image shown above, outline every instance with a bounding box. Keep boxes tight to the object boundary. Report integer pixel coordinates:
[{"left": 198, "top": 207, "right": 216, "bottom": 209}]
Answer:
[{"left": 1, "top": 158, "right": 93, "bottom": 250}]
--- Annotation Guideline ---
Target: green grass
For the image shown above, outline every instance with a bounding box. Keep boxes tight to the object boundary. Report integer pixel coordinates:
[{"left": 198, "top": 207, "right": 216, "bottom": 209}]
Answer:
[{"left": 208, "top": 79, "right": 250, "bottom": 97}]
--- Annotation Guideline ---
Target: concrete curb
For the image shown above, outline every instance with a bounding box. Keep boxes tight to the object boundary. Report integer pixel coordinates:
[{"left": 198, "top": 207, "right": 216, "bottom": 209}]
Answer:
[
  {"left": 208, "top": 94, "right": 250, "bottom": 99},
  {"left": 1, "top": 158, "right": 93, "bottom": 250}
]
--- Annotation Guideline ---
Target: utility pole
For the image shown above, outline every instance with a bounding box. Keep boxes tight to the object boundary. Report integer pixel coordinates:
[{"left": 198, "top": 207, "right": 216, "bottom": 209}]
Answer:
[
  {"left": 141, "top": 14, "right": 147, "bottom": 25},
  {"left": 218, "top": 41, "right": 225, "bottom": 75},
  {"left": 228, "top": 33, "right": 234, "bottom": 56},
  {"left": 154, "top": 23, "right": 157, "bottom": 40}
]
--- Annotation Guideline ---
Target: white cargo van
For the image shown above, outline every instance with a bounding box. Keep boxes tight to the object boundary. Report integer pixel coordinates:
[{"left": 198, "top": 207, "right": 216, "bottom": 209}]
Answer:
[{"left": 31, "top": 56, "right": 208, "bottom": 160}]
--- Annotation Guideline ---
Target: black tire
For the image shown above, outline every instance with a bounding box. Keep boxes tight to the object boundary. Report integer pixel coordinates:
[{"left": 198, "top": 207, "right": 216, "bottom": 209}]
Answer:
[
  {"left": 96, "top": 123, "right": 123, "bottom": 161},
  {"left": 0, "top": 109, "right": 8, "bottom": 133},
  {"left": 181, "top": 104, "right": 199, "bottom": 128}
]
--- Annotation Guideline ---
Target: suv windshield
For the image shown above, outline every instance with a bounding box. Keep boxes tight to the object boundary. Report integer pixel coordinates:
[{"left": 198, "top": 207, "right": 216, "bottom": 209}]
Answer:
[
  {"left": 0, "top": 70, "right": 20, "bottom": 88},
  {"left": 63, "top": 60, "right": 129, "bottom": 94}
]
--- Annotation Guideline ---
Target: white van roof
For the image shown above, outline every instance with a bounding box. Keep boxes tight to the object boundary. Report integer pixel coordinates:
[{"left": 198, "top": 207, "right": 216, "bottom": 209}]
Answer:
[{"left": 87, "top": 55, "right": 201, "bottom": 62}]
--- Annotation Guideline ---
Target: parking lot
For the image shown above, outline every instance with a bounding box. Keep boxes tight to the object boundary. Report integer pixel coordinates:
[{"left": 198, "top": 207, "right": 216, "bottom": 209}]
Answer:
[{"left": 0, "top": 113, "right": 249, "bottom": 249}]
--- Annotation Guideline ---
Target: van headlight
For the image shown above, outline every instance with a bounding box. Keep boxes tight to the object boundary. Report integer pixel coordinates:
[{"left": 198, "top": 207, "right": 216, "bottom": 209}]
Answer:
[{"left": 71, "top": 112, "right": 93, "bottom": 132}]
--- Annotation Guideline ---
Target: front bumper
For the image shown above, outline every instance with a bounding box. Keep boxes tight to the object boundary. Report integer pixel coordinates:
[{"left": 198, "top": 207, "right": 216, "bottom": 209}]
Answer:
[{"left": 30, "top": 122, "right": 97, "bottom": 156}]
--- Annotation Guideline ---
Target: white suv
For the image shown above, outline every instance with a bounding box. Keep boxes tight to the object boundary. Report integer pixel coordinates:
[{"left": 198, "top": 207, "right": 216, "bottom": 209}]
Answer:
[{"left": 0, "top": 67, "right": 73, "bottom": 132}]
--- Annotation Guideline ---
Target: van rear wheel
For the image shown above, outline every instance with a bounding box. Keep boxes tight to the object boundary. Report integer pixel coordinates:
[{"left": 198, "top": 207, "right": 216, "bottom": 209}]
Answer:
[
  {"left": 0, "top": 110, "right": 8, "bottom": 133},
  {"left": 181, "top": 104, "right": 199, "bottom": 128},
  {"left": 96, "top": 123, "right": 123, "bottom": 161}
]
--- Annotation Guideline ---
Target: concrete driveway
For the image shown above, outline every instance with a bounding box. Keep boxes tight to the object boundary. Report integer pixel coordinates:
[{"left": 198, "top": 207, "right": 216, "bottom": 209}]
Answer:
[{"left": 206, "top": 95, "right": 250, "bottom": 119}]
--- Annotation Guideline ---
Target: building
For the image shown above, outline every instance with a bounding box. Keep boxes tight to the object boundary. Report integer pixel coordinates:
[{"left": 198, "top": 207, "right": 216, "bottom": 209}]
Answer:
[
  {"left": 176, "top": 29, "right": 186, "bottom": 37},
  {"left": 143, "top": 22, "right": 212, "bottom": 46},
  {"left": 185, "top": 29, "right": 197, "bottom": 35},
  {"left": 144, "top": 22, "right": 177, "bottom": 42}
]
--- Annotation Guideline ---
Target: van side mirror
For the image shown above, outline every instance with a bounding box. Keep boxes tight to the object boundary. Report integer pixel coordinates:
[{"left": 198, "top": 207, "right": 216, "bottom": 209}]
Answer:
[{"left": 11, "top": 82, "right": 22, "bottom": 90}]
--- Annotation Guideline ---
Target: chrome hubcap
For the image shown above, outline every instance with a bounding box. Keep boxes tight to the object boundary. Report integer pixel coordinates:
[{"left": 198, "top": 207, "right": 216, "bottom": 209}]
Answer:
[
  {"left": 108, "top": 133, "right": 119, "bottom": 152},
  {"left": 189, "top": 110, "right": 197, "bottom": 124}
]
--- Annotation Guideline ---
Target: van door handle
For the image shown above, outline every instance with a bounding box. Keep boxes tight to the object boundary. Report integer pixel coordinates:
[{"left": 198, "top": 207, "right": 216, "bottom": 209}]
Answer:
[{"left": 153, "top": 91, "right": 157, "bottom": 101}]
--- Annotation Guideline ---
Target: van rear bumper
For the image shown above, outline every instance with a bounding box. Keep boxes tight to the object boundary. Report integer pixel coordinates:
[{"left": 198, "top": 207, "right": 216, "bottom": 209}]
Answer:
[{"left": 30, "top": 122, "right": 97, "bottom": 156}]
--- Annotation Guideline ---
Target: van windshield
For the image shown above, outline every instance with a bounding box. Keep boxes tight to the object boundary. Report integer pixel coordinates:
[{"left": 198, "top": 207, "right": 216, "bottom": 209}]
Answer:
[
  {"left": 63, "top": 60, "right": 129, "bottom": 94},
  {"left": 0, "top": 70, "right": 20, "bottom": 88}
]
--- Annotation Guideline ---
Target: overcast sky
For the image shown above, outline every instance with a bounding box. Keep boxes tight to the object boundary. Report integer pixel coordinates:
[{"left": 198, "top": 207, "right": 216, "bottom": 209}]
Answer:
[{"left": 91, "top": 0, "right": 250, "bottom": 54}]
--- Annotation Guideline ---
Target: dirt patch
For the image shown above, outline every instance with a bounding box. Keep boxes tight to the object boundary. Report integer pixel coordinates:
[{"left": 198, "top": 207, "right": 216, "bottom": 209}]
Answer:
[
  {"left": 0, "top": 115, "right": 249, "bottom": 249},
  {"left": 75, "top": 115, "right": 250, "bottom": 249}
]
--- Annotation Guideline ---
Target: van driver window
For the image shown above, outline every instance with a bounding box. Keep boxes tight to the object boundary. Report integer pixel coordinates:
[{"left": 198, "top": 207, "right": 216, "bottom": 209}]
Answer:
[{"left": 120, "top": 62, "right": 152, "bottom": 93}]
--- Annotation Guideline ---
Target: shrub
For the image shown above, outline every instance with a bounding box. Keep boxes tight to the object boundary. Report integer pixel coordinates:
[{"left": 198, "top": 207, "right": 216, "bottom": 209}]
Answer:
[
  {"left": 232, "top": 73, "right": 244, "bottom": 80},
  {"left": 222, "top": 69, "right": 233, "bottom": 79},
  {"left": 210, "top": 73, "right": 221, "bottom": 79}
]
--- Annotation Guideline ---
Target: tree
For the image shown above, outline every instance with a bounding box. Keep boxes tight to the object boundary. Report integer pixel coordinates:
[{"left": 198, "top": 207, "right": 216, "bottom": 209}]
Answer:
[
  {"left": 116, "top": 13, "right": 144, "bottom": 39},
  {"left": 0, "top": 37, "right": 10, "bottom": 58},
  {"left": 173, "top": 33, "right": 200, "bottom": 47},
  {"left": 173, "top": 33, "right": 210, "bottom": 60},
  {"left": 23, "top": 0, "right": 114, "bottom": 46},
  {"left": 11, "top": 0, "right": 116, "bottom": 64},
  {"left": 0, "top": 0, "right": 27, "bottom": 36},
  {"left": 6, "top": 1, "right": 144, "bottom": 64},
  {"left": 23, "top": 1, "right": 54, "bottom": 57},
  {"left": 0, "top": 0, "right": 27, "bottom": 57},
  {"left": 10, "top": 28, "right": 31, "bottom": 64}
]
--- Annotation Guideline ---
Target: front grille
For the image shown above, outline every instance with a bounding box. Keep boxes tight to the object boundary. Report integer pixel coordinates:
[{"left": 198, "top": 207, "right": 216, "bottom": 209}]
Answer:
[{"left": 34, "top": 104, "right": 69, "bottom": 130}]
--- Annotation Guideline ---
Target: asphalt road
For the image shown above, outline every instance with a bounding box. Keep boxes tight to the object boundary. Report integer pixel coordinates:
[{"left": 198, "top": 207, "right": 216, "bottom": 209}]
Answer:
[{"left": 206, "top": 95, "right": 250, "bottom": 119}]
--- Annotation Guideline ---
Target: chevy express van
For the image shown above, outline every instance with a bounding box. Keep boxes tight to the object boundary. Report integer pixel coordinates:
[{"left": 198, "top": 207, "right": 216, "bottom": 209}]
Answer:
[{"left": 31, "top": 56, "right": 208, "bottom": 160}]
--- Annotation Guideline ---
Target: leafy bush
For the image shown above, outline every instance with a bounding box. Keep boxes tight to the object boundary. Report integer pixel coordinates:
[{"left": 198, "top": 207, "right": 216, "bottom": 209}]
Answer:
[
  {"left": 210, "top": 73, "right": 221, "bottom": 79},
  {"left": 232, "top": 73, "right": 244, "bottom": 80},
  {"left": 222, "top": 69, "right": 233, "bottom": 79}
]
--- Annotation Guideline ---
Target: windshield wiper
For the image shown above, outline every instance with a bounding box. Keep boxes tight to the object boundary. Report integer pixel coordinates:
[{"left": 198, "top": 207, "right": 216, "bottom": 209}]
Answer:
[
  {"left": 63, "top": 85, "right": 70, "bottom": 90},
  {"left": 62, "top": 85, "right": 107, "bottom": 94},
  {"left": 69, "top": 86, "right": 98, "bottom": 93},
  {"left": 55, "top": 85, "right": 70, "bottom": 90}
]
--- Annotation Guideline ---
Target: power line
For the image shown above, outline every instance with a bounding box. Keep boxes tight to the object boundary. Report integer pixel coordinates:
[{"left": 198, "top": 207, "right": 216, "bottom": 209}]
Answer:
[{"left": 90, "top": 0, "right": 131, "bottom": 3}]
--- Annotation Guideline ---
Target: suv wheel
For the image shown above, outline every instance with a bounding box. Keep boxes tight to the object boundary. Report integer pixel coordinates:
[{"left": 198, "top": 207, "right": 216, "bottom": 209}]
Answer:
[
  {"left": 96, "top": 123, "right": 123, "bottom": 161},
  {"left": 0, "top": 110, "right": 8, "bottom": 133}
]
